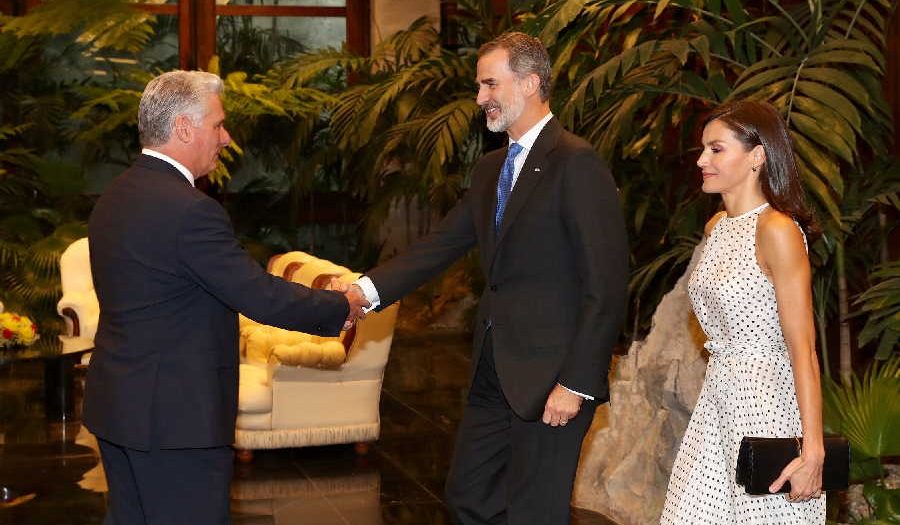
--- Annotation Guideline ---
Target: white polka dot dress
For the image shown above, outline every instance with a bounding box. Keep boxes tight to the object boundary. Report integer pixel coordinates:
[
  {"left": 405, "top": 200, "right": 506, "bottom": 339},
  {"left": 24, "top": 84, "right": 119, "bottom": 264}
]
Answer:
[{"left": 660, "top": 202, "right": 825, "bottom": 524}]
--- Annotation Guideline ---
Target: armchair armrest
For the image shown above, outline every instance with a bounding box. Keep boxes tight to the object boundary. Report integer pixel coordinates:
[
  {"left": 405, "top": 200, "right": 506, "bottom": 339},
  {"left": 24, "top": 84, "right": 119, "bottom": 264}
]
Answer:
[{"left": 57, "top": 289, "right": 100, "bottom": 339}]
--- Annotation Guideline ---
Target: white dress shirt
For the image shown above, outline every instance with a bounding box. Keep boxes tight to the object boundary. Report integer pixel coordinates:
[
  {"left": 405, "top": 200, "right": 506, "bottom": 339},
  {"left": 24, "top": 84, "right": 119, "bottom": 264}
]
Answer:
[
  {"left": 353, "top": 111, "right": 592, "bottom": 401},
  {"left": 141, "top": 148, "right": 195, "bottom": 187},
  {"left": 507, "top": 111, "right": 554, "bottom": 189}
]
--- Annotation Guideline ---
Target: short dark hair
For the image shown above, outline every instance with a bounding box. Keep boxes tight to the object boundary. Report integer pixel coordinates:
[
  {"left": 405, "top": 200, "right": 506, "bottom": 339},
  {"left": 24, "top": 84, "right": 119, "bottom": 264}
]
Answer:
[
  {"left": 478, "top": 32, "right": 552, "bottom": 102},
  {"left": 705, "top": 100, "right": 818, "bottom": 237}
]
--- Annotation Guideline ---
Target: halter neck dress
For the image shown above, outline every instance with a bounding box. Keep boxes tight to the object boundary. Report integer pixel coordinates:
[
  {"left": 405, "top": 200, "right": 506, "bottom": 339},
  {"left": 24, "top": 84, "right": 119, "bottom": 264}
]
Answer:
[{"left": 660, "top": 202, "right": 825, "bottom": 524}]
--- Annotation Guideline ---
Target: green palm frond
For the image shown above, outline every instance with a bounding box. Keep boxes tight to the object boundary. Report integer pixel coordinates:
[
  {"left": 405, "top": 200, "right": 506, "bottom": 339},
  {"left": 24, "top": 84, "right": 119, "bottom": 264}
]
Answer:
[
  {"left": 0, "top": 126, "right": 39, "bottom": 183},
  {"left": 352, "top": 54, "right": 473, "bottom": 148},
  {"left": 0, "top": 28, "right": 41, "bottom": 73},
  {"left": 274, "top": 47, "right": 369, "bottom": 89},
  {"left": 0, "top": 238, "right": 23, "bottom": 268},
  {"left": 328, "top": 85, "right": 372, "bottom": 151},
  {"left": 207, "top": 142, "right": 244, "bottom": 187},
  {"left": 534, "top": 0, "right": 593, "bottom": 47},
  {"left": 69, "top": 83, "right": 144, "bottom": 151},
  {"left": 1, "top": 0, "right": 155, "bottom": 53},
  {"left": 373, "top": 15, "right": 441, "bottom": 68},
  {"left": 729, "top": 0, "right": 892, "bottom": 230},
  {"left": 535, "top": 0, "right": 896, "bottom": 339},
  {"left": 1, "top": 221, "right": 87, "bottom": 334},
  {"left": 26, "top": 234, "right": 71, "bottom": 279},
  {"left": 842, "top": 161, "right": 900, "bottom": 227},
  {"left": 0, "top": 147, "right": 38, "bottom": 177},
  {"left": 629, "top": 233, "right": 702, "bottom": 298},
  {"left": 0, "top": 124, "right": 32, "bottom": 142},
  {"left": 0, "top": 214, "right": 46, "bottom": 245},
  {"left": 854, "top": 261, "right": 900, "bottom": 360},
  {"left": 410, "top": 97, "right": 483, "bottom": 185},
  {"left": 223, "top": 71, "right": 336, "bottom": 122},
  {"left": 823, "top": 356, "right": 900, "bottom": 459},
  {"left": 4, "top": 261, "right": 62, "bottom": 306}
]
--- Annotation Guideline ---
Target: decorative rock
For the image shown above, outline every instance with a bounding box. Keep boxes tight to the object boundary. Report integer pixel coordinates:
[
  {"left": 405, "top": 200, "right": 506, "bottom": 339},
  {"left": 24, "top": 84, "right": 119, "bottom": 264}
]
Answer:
[{"left": 573, "top": 244, "right": 707, "bottom": 525}]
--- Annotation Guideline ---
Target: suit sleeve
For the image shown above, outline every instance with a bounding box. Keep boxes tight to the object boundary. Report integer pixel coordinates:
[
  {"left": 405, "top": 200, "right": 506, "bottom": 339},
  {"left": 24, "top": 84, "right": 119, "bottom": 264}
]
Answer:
[
  {"left": 558, "top": 149, "right": 629, "bottom": 397},
  {"left": 176, "top": 196, "right": 349, "bottom": 336},
  {"left": 366, "top": 187, "right": 479, "bottom": 310}
]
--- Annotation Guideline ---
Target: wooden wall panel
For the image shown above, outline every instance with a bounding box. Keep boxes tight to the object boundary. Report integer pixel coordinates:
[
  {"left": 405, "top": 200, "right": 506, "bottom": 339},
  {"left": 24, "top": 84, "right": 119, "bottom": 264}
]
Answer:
[
  {"left": 195, "top": 0, "right": 216, "bottom": 70},
  {"left": 347, "top": 0, "right": 371, "bottom": 56},
  {"left": 0, "top": 0, "right": 39, "bottom": 15}
]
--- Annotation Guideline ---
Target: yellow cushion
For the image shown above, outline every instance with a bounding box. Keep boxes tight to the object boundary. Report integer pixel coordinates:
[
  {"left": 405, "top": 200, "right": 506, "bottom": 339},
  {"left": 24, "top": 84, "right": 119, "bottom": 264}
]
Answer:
[
  {"left": 272, "top": 339, "right": 347, "bottom": 369},
  {"left": 238, "top": 364, "right": 271, "bottom": 413}
]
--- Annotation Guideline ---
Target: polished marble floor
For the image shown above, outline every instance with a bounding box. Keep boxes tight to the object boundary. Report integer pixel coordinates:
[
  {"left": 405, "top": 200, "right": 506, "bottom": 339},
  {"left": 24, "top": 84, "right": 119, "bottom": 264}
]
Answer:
[{"left": 0, "top": 329, "right": 617, "bottom": 525}]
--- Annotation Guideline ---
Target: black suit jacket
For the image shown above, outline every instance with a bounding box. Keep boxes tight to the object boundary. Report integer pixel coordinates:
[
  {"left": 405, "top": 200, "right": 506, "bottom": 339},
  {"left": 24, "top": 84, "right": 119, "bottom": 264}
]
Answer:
[
  {"left": 367, "top": 118, "right": 628, "bottom": 420},
  {"left": 83, "top": 154, "right": 349, "bottom": 451}
]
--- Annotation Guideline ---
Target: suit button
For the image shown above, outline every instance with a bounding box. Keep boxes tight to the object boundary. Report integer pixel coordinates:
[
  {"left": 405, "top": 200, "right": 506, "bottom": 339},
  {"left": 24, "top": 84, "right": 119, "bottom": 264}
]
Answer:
[{"left": 489, "top": 285, "right": 497, "bottom": 292}]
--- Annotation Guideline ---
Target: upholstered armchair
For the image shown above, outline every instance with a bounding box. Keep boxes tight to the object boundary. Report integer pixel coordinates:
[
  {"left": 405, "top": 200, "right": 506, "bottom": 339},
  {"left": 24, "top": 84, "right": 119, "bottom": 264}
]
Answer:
[
  {"left": 235, "top": 252, "right": 399, "bottom": 459},
  {"left": 266, "top": 251, "right": 316, "bottom": 279},
  {"left": 57, "top": 237, "right": 100, "bottom": 340}
]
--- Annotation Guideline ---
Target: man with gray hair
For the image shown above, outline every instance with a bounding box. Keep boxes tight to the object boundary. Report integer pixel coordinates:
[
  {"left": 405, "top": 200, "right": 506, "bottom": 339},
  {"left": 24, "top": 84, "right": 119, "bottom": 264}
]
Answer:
[
  {"left": 84, "top": 70, "right": 369, "bottom": 524},
  {"left": 345, "top": 32, "right": 629, "bottom": 523}
]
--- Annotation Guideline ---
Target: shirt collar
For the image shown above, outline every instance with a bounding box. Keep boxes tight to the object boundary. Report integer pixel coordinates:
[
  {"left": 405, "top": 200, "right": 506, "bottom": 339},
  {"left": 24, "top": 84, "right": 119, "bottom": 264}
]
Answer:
[
  {"left": 508, "top": 111, "right": 553, "bottom": 151},
  {"left": 141, "top": 148, "right": 195, "bottom": 187}
]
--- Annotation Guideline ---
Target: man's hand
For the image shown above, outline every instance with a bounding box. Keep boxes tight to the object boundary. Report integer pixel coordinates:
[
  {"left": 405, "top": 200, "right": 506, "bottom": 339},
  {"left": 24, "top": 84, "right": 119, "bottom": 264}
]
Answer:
[
  {"left": 541, "top": 384, "right": 583, "bottom": 427},
  {"left": 328, "top": 277, "right": 369, "bottom": 330}
]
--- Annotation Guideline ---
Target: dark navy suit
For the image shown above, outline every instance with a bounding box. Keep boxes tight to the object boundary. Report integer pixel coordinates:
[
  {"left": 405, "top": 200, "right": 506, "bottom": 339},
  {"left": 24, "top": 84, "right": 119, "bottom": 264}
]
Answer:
[
  {"left": 366, "top": 118, "right": 629, "bottom": 523},
  {"left": 84, "top": 154, "right": 348, "bottom": 524}
]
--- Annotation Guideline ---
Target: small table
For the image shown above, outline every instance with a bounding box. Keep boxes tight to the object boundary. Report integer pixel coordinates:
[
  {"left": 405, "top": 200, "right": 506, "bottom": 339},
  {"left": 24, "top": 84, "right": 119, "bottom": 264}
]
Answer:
[{"left": 0, "top": 336, "right": 94, "bottom": 420}]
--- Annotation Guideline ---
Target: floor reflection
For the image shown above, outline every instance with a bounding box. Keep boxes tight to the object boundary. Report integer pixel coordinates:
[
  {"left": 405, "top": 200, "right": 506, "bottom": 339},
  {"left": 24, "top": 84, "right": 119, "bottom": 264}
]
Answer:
[{"left": 0, "top": 328, "right": 617, "bottom": 524}]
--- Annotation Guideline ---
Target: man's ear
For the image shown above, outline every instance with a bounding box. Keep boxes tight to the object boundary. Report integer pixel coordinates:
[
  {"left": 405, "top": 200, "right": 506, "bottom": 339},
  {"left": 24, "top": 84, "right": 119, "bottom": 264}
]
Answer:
[
  {"left": 174, "top": 115, "right": 193, "bottom": 143},
  {"left": 517, "top": 73, "right": 539, "bottom": 98}
]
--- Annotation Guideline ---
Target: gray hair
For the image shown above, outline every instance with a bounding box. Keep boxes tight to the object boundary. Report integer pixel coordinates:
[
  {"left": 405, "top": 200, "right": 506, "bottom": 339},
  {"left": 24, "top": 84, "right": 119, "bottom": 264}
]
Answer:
[
  {"left": 478, "top": 32, "right": 552, "bottom": 102},
  {"left": 138, "top": 70, "right": 224, "bottom": 147}
]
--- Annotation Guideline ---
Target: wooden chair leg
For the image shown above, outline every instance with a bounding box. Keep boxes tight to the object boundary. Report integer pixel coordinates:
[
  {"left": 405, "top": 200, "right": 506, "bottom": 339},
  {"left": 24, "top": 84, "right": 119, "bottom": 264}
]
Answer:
[{"left": 235, "top": 448, "right": 254, "bottom": 463}]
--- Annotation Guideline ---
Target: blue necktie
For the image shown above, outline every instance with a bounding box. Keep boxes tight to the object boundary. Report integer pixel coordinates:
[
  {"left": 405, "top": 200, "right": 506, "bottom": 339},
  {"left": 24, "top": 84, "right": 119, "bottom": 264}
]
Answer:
[{"left": 495, "top": 142, "right": 523, "bottom": 233}]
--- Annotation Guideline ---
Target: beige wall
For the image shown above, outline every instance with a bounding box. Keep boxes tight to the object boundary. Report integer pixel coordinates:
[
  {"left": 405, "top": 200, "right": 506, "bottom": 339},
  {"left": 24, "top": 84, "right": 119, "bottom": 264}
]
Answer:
[{"left": 371, "top": 0, "right": 440, "bottom": 44}]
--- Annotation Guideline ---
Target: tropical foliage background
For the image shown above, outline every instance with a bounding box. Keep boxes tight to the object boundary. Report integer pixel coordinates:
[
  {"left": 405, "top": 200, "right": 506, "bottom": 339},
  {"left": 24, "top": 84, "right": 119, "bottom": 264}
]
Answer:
[
  {"left": 0, "top": 1, "right": 897, "bottom": 518},
  {"left": 2, "top": 0, "right": 897, "bottom": 363}
]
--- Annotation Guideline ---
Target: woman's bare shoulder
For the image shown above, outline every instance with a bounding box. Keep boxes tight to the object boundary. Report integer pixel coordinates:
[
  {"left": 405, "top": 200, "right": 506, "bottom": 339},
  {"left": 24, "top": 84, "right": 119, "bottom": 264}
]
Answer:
[{"left": 757, "top": 208, "right": 806, "bottom": 261}]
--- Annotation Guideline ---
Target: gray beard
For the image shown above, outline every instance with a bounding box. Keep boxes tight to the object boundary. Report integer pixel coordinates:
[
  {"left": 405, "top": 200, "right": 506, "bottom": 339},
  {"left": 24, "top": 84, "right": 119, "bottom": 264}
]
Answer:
[
  {"left": 486, "top": 113, "right": 511, "bottom": 133},
  {"left": 484, "top": 94, "right": 525, "bottom": 133}
]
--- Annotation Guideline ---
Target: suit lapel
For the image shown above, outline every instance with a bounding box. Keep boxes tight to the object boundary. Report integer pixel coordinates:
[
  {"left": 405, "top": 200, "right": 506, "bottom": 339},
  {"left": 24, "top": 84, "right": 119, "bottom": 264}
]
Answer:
[
  {"left": 476, "top": 151, "right": 505, "bottom": 264},
  {"left": 494, "top": 118, "right": 562, "bottom": 247}
]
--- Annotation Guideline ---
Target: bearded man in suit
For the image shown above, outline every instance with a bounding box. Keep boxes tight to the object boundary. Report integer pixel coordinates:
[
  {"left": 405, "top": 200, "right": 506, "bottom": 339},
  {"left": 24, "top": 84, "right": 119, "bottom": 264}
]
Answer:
[
  {"left": 347, "top": 32, "right": 629, "bottom": 524},
  {"left": 84, "top": 70, "right": 369, "bottom": 525}
]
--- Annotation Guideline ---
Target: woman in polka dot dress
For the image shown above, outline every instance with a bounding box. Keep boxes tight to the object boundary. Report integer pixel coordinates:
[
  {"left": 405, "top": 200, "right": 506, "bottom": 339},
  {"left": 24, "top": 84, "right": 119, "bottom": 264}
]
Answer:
[{"left": 660, "top": 100, "right": 826, "bottom": 525}]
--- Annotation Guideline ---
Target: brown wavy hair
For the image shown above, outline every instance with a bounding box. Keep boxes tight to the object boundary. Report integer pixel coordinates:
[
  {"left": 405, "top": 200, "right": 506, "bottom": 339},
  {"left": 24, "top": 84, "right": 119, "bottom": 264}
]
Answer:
[{"left": 704, "top": 100, "right": 819, "bottom": 237}]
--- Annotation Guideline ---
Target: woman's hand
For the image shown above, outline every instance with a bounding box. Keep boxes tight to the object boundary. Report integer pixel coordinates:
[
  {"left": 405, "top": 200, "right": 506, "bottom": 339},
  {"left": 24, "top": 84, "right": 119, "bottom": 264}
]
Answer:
[{"left": 769, "top": 453, "right": 824, "bottom": 502}]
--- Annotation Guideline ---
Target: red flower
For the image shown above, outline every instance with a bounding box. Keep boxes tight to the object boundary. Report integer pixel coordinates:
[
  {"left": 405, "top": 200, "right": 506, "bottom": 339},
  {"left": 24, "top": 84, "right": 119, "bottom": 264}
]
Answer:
[{"left": 2, "top": 329, "right": 12, "bottom": 340}]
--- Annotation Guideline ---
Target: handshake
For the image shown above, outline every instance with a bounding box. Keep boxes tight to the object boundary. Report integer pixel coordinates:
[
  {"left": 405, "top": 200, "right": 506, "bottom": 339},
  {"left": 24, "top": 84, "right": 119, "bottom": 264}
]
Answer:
[{"left": 327, "top": 278, "right": 370, "bottom": 331}]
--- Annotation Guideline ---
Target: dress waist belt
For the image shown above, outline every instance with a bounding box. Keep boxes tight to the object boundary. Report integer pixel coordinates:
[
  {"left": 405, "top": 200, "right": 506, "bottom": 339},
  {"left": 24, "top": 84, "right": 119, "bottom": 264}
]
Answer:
[{"left": 704, "top": 339, "right": 787, "bottom": 357}]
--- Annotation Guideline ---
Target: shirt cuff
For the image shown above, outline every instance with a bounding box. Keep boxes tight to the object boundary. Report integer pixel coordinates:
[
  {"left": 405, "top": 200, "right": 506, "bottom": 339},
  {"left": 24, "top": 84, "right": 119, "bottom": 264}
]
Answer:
[
  {"left": 353, "top": 276, "right": 381, "bottom": 313},
  {"left": 559, "top": 383, "right": 594, "bottom": 401}
]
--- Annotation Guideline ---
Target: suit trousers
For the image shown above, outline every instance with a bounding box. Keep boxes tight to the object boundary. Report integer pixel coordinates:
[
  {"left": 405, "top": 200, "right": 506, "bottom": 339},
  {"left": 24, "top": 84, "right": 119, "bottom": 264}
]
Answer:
[
  {"left": 98, "top": 438, "right": 233, "bottom": 525},
  {"left": 445, "top": 330, "right": 596, "bottom": 525}
]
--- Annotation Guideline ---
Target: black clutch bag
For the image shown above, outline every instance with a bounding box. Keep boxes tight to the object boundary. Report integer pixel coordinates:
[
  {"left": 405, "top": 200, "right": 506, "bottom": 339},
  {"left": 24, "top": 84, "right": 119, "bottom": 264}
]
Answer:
[{"left": 736, "top": 436, "right": 850, "bottom": 495}]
